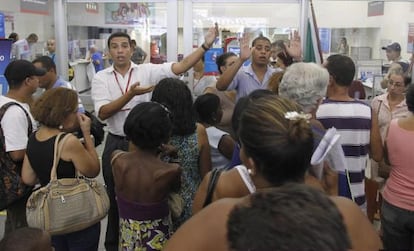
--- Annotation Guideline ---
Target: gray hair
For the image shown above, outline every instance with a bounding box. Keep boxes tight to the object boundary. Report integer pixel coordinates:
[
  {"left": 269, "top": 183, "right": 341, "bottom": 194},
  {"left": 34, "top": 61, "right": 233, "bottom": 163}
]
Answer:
[{"left": 279, "top": 62, "right": 329, "bottom": 113}]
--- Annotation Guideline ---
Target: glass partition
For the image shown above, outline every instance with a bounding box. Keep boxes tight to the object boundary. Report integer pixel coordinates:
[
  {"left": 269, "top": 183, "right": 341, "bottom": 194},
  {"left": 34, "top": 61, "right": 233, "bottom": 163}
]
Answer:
[
  {"left": 66, "top": 2, "right": 170, "bottom": 65},
  {"left": 185, "top": 2, "right": 301, "bottom": 53}
]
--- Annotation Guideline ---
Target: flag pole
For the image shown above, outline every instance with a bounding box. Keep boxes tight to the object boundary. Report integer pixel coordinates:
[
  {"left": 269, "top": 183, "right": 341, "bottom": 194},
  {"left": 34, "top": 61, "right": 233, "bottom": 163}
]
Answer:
[
  {"left": 310, "top": 0, "right": 323, "bottom": 64},
  {"left": 300, "top": 0, "right": 309, "bottom": 55}
]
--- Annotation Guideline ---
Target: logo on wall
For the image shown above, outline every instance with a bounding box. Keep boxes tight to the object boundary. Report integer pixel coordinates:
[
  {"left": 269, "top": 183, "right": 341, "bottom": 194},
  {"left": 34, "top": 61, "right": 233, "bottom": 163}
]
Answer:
[{"left": 86, "top": 3, "right": 99, "bottom": 14}]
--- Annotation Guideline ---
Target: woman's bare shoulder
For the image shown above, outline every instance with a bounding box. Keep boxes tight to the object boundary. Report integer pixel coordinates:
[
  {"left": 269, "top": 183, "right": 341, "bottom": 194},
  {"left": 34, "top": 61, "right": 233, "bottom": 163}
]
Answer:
[
  {"left": 329, "top": 196, "right": 383, "bottom": 250},
  {"left": 215, "top": 168, "right": 250, "bottom": 199},
  {"left": 165, "top": 197, "right": 241, "bottom": 251}
]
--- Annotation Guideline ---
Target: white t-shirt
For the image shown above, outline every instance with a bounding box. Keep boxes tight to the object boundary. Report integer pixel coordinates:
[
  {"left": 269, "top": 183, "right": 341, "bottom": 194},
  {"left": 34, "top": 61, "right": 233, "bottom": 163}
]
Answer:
[
  {"left": 206, "top": 126, "right": 231, "bottom": 170},
  {"left": 193, "top": 76, "right": 217, "bottom": 97},
  {"left": 0, "top": 96, "right": 37, "bottom": 152},
  {"left": 91, "top": 62, "right": 177, "bottom": 136}
]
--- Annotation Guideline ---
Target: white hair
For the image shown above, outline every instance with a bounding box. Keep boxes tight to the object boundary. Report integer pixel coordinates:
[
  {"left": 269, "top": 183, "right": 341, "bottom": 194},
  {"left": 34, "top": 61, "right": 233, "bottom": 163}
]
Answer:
[{"left": 279, "top": 62, "right": 329, "bottom": 113}]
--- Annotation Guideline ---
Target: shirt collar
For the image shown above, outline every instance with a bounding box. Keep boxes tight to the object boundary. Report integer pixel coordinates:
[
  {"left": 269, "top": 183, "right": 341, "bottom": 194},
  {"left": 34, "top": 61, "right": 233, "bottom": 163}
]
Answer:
[{"left": 109, "top": 61, "right": 138, "bottom": 75}]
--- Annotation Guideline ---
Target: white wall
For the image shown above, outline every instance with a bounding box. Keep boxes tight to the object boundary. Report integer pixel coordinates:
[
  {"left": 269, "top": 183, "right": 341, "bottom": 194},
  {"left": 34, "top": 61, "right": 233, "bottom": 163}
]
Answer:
[
  {"left": 2, "top": 0, "right": 54, "bottom": 43},
  {"left": 3, "top": 0, "right": 414, "bottom": 61},
  {"left": 313, "top": 1, "right": 414, "bottom": 60}
]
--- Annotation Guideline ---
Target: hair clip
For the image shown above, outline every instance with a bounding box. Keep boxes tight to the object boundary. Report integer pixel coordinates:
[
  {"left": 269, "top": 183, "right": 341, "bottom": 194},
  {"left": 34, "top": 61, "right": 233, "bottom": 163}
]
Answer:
[
  {"left": 284, "top": 111, "right": 311, "bottom": 122},
  {"left": 151, "top": 101, "right": 170, "bottom": 114}
]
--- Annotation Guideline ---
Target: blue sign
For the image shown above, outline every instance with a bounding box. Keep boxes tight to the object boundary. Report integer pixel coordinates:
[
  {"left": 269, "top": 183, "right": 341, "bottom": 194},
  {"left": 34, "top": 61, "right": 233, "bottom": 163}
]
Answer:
[
  {"left": 0, "top": 12, "right": 5, "bottom": 38},
  {"left": 0, "top": 39, "right": 13, "bottom": 95},
  {"left": 204, "top": 48, "right": 223, "bottom": 76},
  {"left": 319, "top": 28, "right": 331, "bottom": 54}
]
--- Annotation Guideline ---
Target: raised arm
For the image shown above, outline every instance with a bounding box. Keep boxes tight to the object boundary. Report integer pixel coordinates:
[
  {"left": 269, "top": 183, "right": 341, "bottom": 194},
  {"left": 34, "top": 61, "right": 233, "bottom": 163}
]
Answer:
[
  {"left": 285, "top": 30, "right": 302, "bottom": 62},
  {"left": 216, "top": 33, "right": 251, "bottom": 91},
  {"left": 171, "top": 25, "right": 219, "bottom": 75}
]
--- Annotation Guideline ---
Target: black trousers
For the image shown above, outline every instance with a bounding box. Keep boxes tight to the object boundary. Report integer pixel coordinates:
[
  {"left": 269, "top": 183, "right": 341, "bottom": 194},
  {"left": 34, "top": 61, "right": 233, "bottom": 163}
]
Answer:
[{"left": 102, "top": 133, "right": 128, "bottom": 251}]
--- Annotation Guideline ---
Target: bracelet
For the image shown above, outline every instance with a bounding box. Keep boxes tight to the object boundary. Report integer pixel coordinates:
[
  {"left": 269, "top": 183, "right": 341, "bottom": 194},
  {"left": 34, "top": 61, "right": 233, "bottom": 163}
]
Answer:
[{"left": 201, "top": 43, "right": 210, "bottom": 51}]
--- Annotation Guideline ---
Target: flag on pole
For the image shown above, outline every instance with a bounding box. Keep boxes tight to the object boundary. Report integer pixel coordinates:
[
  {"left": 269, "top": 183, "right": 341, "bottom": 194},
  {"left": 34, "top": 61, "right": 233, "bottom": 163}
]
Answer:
[{"left": 304, "top": 0, "right": 323, "bottom": 64}]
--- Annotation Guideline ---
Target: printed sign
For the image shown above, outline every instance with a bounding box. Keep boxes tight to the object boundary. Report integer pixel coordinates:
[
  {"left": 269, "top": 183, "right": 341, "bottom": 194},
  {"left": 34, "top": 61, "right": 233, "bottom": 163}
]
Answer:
[
  {"left": 0, "top": 39, "right": 13, "bottom": 95},
  {"left": 204, "top": 48, "right": 223, "bottom": 76},
  {"left": 408, "top": 23, "right": 414, "bottom": 53},
  {"left": 0, "top": 13, "right": 5, "bottom": 38},
  {"left": 20, "top": 0, "right": 49, "bottom": 15},
  {"left": 368, "top": 1, "right": 384, "bottom": 17}
]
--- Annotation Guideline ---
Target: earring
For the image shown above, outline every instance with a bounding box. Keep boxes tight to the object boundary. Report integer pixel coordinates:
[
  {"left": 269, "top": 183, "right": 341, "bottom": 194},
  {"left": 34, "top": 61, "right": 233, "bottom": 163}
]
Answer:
[
  {"left": 58, "top": 125, "right": 63, "bottom": 130},
  {"left": 247, "top": 168, "right": 254, "bottom": 176}
]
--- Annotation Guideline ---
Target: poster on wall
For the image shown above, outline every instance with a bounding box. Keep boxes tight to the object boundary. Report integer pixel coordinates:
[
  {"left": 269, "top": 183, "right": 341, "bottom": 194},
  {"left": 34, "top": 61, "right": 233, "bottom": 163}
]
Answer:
[
  {"left": 408, "top": 23, "right": 414, "bottom": 53},
  {"left": 0, "top": 39, "right": 13, "bottom": 95},
  {"left": 105, "top": 3, "right": 152, "bottom": 26},
  {"left": 319, "top": 28, "right": 331, "bottom": 54},
  {"left": 20, "top": 0, "right": 49, "bottom": 15}
]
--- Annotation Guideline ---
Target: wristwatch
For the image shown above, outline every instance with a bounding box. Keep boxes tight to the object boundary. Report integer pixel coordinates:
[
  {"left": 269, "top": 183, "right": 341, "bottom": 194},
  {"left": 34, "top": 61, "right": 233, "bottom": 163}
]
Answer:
[{"left": 201, "top": 43, "right": 210, "bottom": 51}]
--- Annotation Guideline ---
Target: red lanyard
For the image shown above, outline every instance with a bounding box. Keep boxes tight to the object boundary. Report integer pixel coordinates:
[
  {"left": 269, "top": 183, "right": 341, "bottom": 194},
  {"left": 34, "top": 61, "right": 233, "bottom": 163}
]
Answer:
[{"left": 113, "top": 68, "right": 134, "bottom": 95}]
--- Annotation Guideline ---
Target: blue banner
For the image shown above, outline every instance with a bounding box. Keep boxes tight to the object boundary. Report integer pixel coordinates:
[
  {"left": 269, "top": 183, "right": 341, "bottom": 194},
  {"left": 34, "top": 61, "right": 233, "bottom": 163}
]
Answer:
[
  {"left": 204, "top": 48, "right": 223, "bottom": 76},
  {"left": 0, "top": 12, "right": 5, "bottom": 38},
  {"left": 0, "top": 39, "right": 13, "bottom": 95}
]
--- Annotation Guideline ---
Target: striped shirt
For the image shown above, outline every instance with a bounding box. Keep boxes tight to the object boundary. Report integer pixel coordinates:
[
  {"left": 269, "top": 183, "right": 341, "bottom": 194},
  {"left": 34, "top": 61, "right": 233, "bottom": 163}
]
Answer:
[{"left": 316, "top": 99, "right": 371, "bottom": 207}]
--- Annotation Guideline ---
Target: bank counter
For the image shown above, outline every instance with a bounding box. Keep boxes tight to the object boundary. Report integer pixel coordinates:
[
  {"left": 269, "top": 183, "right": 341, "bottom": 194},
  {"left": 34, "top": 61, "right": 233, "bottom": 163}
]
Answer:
[{"left": 70, "top": 59, "right": 94, "bottom": 108}]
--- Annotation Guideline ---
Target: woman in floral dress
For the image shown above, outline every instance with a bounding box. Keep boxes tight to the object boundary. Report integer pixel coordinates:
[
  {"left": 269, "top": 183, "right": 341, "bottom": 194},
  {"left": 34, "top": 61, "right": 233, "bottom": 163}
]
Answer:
[
  {"left": 111, "top": 102, "right": 181, "bottom": 250},
  {"left": 152, "top": 78, "right": 211, "bottom": 229}
]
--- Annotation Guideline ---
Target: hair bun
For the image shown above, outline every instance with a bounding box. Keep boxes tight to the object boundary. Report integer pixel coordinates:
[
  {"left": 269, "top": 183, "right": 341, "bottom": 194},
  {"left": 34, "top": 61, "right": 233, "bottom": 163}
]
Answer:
[{"left": 286, "top": 115, "right": 312, "bottom": 143}]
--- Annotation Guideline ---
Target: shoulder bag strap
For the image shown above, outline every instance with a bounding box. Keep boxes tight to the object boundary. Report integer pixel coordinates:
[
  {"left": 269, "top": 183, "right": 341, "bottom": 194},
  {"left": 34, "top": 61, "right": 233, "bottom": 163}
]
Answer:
[
  {"left": 0, "top": 102, "right": 33, "bottom": 136},
  {"left": 49, "top": 133, "right": 71, "bottom": 181},
  {"left": 202, "top": 168, "right": 223, "bottom": 208},
  {"left": 0, "top": 102, "right": 33, "bottom": 162}
]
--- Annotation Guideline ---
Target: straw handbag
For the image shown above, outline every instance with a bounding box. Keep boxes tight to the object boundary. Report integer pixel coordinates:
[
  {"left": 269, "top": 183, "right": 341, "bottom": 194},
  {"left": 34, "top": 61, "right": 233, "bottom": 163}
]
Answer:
[{"left": 26, "top": 133, "right": 109, "bottom": 235}]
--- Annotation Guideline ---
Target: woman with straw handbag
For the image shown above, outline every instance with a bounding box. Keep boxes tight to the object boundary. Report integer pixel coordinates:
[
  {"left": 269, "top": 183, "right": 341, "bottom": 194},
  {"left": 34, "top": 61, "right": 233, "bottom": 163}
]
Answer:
[{"left": 22, "top": 87, "right": 102, "bottom": 250}]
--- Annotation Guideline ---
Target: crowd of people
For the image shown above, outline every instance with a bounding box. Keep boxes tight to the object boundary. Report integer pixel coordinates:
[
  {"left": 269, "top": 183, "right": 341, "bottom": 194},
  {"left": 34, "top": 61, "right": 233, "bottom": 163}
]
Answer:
[{"left": 1, "top": 25, "right": 414, "bottom": 251}]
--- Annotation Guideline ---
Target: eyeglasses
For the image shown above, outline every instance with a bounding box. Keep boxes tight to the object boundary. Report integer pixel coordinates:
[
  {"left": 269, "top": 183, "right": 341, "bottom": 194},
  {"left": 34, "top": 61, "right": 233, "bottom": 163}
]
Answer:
[{"left": 388, "top": 80, "right": 405, "bottom": 88}]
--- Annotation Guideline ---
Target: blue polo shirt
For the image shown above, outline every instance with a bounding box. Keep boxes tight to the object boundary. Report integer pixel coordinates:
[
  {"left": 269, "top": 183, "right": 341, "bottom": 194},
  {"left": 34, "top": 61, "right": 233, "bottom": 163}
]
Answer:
[{"left": 227, "top": 64, "right": 278, "bottom": 100}]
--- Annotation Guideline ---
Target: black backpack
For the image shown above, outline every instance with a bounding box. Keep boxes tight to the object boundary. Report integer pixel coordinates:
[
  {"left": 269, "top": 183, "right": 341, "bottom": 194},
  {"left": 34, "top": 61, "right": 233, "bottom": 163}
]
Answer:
[{"left": 0, "top": 102, "right": 33, "bottom": 210}]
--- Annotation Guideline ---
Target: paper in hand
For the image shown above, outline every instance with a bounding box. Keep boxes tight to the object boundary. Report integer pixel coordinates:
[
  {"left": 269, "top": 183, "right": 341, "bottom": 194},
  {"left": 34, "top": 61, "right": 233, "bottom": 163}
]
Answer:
[{"left": 310, "top": 127, "right": 347, "bottom": 179}]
